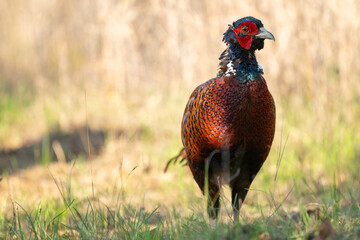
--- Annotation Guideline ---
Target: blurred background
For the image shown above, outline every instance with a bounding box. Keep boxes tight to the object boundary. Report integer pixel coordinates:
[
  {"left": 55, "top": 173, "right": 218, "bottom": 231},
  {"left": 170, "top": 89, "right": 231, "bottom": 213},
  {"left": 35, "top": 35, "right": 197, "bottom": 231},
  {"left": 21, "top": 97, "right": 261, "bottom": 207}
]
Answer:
[{"left": 0, "top": 0, "right": 359, "bottom": 217}]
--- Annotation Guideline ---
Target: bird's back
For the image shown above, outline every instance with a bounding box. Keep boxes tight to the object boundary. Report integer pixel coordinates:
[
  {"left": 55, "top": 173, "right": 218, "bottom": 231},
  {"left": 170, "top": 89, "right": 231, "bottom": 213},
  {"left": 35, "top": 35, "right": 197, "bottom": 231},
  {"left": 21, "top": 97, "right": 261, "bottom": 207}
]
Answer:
[{"left": 181, "top": 75, "right": 275, "bottom": 186}]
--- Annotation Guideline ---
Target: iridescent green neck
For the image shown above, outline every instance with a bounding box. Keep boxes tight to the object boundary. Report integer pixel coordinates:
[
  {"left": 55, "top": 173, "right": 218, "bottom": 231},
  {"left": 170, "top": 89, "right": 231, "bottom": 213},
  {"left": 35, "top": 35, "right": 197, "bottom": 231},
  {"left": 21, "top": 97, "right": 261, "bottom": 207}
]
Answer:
[{"left": 217, "top": 44, "right": 263, "bottom": 81}]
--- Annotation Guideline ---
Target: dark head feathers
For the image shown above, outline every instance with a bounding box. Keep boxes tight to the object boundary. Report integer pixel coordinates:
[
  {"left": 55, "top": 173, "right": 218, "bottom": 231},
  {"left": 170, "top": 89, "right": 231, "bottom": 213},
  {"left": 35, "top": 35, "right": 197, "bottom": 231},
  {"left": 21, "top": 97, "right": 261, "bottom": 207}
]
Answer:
[
  {"left": 232, "top": 16, "right": 263, "bottom": 29},
  {"left": 222, "top": 16, "right": 264, "bottom": 45}
]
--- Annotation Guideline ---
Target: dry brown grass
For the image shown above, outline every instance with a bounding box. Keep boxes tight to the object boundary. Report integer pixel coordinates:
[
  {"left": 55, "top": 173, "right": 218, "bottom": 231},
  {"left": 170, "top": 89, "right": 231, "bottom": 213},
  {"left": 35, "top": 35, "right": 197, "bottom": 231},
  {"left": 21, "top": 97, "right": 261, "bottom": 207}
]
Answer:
[{"left": 0, "top": 0, "right": 359, "bottom": 219}]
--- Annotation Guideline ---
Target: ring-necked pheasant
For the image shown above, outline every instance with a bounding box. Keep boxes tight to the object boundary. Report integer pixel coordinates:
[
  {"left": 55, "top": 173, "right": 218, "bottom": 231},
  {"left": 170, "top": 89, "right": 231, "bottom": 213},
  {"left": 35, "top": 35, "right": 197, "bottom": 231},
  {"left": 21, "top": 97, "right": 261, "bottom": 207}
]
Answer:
[{"left": 166, "top": 16, "right": 276, "bottom": 223}]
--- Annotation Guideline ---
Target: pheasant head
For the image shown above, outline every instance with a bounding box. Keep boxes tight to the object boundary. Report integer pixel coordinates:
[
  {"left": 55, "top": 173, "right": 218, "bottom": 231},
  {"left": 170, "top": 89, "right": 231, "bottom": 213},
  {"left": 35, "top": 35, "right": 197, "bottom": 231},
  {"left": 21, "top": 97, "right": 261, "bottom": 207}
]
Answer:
[{"left": 218, "top": 16, "right": 275, "bottom": 79}]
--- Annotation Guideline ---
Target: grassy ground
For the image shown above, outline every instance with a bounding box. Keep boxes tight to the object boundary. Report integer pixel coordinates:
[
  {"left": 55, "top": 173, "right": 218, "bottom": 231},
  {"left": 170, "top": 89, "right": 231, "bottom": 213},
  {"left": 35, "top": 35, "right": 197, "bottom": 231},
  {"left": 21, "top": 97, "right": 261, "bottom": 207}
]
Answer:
[{"left": 1, "top": 0, "right": 360, "bottom": 239}]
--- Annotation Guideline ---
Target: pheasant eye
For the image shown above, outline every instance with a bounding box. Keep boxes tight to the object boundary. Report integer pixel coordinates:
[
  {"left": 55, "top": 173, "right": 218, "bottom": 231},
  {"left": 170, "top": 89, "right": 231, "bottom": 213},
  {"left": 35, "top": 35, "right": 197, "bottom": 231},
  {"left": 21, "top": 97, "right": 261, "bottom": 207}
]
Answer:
[{"left": 240, "top": 26, "right": 249, "bottom": 35}]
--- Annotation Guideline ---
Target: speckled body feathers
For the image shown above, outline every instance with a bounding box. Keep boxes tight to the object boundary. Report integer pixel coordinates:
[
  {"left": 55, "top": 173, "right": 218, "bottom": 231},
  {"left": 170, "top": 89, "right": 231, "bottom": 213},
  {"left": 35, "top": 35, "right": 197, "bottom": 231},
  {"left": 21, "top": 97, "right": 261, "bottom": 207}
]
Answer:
[{"left": 182, "top": 76, "right": 275, "bottom": 169}]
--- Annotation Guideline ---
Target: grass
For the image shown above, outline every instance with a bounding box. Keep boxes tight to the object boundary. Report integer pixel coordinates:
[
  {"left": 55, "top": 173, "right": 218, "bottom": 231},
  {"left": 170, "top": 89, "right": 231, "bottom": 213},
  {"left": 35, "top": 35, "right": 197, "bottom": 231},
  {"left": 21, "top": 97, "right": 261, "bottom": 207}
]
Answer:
[
  {"left": 2, "top": 180, "right": 359, "bottom": 239},
  {"left": 1, "top": 126, "right": 359, "bottom": 239},
  {"left": 0, "top": 0, "right": 360, "bottom": 239}
]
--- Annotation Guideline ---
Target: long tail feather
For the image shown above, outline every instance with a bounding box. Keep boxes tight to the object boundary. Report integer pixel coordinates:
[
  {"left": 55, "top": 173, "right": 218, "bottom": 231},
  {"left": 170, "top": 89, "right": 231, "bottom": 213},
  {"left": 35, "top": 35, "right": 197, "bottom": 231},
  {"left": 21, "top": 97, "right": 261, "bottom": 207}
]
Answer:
[{"left": 164, "top": 148, "right": 187, "bottom": 172}]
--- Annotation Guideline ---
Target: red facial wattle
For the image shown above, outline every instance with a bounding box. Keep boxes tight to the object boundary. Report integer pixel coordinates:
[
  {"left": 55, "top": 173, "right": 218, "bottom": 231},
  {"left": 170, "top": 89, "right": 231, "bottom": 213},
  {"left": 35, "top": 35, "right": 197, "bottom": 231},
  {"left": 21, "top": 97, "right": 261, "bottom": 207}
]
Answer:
[{"left": 232, "top": 22, "right": 258, "bottom": 50}]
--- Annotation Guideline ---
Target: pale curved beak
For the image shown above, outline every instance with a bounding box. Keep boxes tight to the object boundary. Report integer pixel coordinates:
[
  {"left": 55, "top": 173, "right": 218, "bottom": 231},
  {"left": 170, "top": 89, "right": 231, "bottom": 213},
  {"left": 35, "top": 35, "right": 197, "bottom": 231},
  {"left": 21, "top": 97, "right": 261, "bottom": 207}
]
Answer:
[{"left": 255, "top": 27, "right": 275, "bottom": 41}]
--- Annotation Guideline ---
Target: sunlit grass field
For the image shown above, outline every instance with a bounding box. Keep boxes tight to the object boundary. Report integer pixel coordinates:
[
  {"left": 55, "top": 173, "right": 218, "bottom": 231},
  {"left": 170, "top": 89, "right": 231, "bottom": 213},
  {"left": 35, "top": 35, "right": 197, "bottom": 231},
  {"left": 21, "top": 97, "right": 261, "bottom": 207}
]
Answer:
[{"left": 0, "top": 0, "right": 359, "bottom": 239}]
